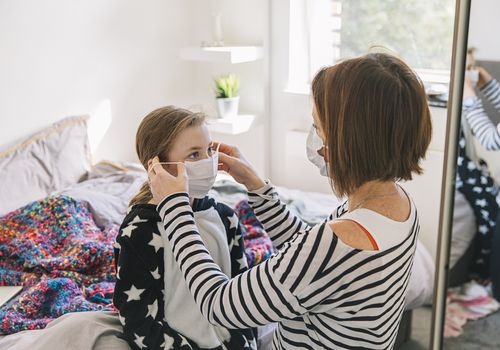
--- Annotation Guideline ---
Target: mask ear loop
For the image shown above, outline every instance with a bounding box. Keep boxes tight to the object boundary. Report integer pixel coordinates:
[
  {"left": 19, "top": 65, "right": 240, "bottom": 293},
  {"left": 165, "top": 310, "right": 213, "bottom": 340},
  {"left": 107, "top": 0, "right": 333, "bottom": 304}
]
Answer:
[{"left": 148, "top": 161, "right": 183, "bottom": 175}]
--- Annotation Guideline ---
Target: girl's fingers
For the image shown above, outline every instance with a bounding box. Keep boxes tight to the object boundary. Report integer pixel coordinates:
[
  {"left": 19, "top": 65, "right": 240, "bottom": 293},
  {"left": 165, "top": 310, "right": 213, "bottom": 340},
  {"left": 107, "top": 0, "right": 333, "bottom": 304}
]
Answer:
[
  {"left": 150, "top": 157, "right": 168, "bottom": 176},
  {"left": 176, "top": 162, "right": 187, "bottom": 177}
]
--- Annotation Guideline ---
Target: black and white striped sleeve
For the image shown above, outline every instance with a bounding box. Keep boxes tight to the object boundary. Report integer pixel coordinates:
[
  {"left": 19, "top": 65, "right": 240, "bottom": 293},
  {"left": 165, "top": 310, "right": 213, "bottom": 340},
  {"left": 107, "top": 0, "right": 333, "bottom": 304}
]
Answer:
[
  {"left": 247, "top": 182, "right": 310, "bottom": 249},
  {"left": 157, "top": 192, "right": 338, "bottom": 329},
  {"left": 464, "top": 79, "right": 500, "bottom": 150},
  {"left": 482, "top": 78, "right": 500, "bottom": 111}
]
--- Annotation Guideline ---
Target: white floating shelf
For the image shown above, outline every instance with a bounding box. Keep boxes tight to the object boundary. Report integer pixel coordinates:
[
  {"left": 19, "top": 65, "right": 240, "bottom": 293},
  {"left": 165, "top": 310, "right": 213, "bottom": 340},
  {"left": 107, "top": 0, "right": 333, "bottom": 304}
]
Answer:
[
  {"left": 207, "top": 115, "right": 255, "bottom": 135},
  {"left": 179, "top": 46, "right": 263, "bottom": 64}
]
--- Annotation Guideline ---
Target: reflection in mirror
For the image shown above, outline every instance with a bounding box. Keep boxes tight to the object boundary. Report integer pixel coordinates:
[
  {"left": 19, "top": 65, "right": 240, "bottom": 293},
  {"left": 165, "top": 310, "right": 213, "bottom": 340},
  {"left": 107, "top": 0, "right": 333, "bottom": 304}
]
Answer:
[{"left": 443, "top": 0, "right": 500, "bottom": 348}]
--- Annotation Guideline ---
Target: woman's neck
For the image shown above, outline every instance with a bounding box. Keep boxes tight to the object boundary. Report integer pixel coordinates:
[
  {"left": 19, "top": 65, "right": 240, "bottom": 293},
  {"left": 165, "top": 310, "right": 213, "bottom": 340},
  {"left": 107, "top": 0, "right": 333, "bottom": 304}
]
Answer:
[{"left": 347, "top": 180, "right": 399, "bottom": 211}]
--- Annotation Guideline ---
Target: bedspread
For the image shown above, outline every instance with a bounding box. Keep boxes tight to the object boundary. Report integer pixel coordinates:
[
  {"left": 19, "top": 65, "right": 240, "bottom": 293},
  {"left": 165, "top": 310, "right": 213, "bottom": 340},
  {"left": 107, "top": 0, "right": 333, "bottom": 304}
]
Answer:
[{"left": 0, "top": 195, "right": 117, "bottom": 335}]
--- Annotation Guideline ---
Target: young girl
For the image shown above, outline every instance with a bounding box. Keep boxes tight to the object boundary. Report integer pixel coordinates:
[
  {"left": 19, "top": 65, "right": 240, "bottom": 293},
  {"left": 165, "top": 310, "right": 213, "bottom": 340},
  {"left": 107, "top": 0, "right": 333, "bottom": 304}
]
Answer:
[{"left": 113, "top": 106, "right": 256, "bottom": 350}]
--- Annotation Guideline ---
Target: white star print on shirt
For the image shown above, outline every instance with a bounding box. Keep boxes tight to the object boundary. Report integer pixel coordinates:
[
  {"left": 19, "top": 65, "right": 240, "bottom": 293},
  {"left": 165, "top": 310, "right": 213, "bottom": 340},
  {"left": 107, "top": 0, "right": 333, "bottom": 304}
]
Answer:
[
  {"left": 479, "top": 225, "right": 489, "bottom": 234},
  {"left": 233, "top": 234, "right": 241, "bottom": 247},
  {"left": 179, "top": 336, "right": 192, "bottom": 348},
  {"left": 122, "top": 224, "right": 137, "bottom": 238},
  {"left": 134, "top": 333, "right": 146, "bottom": 349},
  {"left": 160, "top": 333, "right": 175, "bottom": 349},
  {"left": 118, "top": 313, "right": 126, "bottom": 326},
  {"left": 130, "top": 215, "right": 148, "bottom": 225},
  {"left": 151, "top": 267, "right": 161, "bottom": 280},
  {"left": 148, "top": 233, "right": 163, "bottom": 252},
  {"left": 476, "top": 199, "right": 488, "bottom": 207},
  {"left": 236, "top": 255, "right": 247, "bottom": 269},
  {"left": 228, "top": 213, "right": 238, "bottom": 230},
  {"left": 124, "top": 285, "right": 145, "bottom": 302},
  {"left": 146, "top": 300, "right": 158, "bottom": 319}
]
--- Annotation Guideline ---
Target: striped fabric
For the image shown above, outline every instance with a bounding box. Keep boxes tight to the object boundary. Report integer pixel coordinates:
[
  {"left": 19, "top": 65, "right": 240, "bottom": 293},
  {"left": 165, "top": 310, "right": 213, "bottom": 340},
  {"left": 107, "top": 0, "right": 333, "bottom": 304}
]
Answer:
[
  {"left": 157, "top": 183, "right": 419, "bottom": 349},
  {"left": 464, "top": 79, "right": 500, "bottom": 150}
]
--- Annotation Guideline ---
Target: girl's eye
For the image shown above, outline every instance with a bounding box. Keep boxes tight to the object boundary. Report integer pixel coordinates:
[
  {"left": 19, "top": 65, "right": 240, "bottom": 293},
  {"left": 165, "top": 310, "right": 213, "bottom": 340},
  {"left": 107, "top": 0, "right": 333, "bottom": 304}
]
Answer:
[{"left": 189, "top": 151, "right": 199, "bottom": 159}]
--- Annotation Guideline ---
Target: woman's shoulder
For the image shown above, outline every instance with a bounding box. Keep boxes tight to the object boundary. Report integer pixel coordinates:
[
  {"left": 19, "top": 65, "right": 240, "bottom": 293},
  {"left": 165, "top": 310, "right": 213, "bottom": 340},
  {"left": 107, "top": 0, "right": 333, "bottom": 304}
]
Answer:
[{"left": 328, "top": 220, "right": 377, "bottom": 251}]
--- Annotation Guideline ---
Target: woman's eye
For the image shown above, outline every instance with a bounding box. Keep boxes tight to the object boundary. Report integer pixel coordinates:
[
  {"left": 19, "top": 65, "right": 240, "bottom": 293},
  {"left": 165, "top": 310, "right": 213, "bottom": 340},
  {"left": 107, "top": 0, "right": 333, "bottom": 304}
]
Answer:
[{"left": 189, "top": 152, "right": 199, "bottom": 159}]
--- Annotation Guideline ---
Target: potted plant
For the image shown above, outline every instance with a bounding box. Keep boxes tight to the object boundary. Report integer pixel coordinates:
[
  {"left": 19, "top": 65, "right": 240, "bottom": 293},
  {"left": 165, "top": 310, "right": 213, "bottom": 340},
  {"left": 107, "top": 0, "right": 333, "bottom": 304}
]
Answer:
[{"left": 215, "top": 74, "right": 240, "bottom": 119}]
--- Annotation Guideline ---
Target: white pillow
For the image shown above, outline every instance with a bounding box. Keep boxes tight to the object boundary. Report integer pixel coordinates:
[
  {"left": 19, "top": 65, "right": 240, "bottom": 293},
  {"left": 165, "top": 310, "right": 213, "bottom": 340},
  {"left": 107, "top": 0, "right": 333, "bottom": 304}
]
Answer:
[{"left": 0, "top": 116, "right": 91, "bottom": 215}]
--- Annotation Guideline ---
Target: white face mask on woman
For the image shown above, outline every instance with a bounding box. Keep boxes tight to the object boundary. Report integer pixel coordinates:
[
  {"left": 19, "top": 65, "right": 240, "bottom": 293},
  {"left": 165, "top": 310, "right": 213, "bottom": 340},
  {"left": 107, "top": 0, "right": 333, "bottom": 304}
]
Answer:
[
  {"left": 306, "top": 125, "right": 328, "bottom": 177},
  {"left": 466, "top": 69, "right": 479, "bottom": 88},
  {"left": 154, "top": 146, "right": 219, "bottom": 199}
]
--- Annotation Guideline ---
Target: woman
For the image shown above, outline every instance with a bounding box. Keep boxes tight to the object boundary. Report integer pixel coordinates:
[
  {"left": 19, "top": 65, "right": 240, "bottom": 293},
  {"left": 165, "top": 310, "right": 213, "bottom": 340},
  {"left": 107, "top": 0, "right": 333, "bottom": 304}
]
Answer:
[
  {"left": 113, "top": 107, "right": 256, "bottom": 349},
  {"left": 454, "top": 47, "right": 500, "bottom": 301},
  {"left": 149, "top": 53, "right": 432, "bottom": 349}
]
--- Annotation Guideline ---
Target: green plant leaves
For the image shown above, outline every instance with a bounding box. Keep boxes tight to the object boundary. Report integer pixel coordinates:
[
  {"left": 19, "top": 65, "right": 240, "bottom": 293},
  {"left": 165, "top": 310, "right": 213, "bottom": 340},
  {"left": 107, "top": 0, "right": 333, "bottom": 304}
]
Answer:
[{"left": 214, "top": 74, "right": 240, "bottom": 98}]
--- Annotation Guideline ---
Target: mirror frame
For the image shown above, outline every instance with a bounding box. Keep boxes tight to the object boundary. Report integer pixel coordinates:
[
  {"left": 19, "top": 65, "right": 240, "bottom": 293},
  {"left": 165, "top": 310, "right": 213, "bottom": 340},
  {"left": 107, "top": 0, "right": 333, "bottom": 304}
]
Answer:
[{"left": 430, "top": 0, "right": 471, "bottom": 348}]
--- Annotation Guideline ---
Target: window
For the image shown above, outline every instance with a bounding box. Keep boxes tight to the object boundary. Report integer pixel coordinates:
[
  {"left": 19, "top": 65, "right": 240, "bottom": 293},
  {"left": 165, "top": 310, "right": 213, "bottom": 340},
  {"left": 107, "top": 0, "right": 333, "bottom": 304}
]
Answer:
[{"left": 287, "top": 0, "right": 455, "bottom": 93}]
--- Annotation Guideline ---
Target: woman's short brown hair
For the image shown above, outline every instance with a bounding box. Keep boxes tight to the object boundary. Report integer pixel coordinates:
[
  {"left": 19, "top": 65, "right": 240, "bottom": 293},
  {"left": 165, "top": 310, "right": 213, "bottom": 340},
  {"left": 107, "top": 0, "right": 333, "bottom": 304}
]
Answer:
[{"left": 311, "top": 53, "right": 432, "bottom": 197}]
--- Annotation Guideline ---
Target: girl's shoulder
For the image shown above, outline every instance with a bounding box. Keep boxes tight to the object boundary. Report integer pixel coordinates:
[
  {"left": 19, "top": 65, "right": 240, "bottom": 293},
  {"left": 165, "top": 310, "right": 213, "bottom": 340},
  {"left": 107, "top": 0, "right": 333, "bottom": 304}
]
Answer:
[
  {"left": 117, "top": 204, "right": 162, "bottom": 243},
  {"left": 121, "top": 203, "right": 161, "bottom": 226}
]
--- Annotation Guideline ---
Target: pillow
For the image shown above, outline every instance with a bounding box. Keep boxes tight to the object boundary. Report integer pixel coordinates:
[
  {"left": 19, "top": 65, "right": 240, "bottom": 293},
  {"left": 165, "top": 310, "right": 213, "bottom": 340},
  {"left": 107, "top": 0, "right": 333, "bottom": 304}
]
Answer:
[{"left": 0, "top": 116, "right": 92, "bottom": 215}]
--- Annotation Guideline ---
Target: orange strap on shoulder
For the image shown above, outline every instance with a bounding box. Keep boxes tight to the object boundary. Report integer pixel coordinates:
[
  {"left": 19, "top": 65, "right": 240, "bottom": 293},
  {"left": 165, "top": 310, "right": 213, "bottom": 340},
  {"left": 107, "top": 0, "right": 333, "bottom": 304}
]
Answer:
[{"left": 353, "top": 222, "right": 379, "bottom": 251}]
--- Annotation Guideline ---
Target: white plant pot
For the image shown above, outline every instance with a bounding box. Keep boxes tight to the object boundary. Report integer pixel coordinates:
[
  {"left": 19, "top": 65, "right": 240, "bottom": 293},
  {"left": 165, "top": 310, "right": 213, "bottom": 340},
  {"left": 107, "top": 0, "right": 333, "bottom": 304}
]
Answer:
[{"left": 216, "top": 96, "right": 239, "bottom": 119}]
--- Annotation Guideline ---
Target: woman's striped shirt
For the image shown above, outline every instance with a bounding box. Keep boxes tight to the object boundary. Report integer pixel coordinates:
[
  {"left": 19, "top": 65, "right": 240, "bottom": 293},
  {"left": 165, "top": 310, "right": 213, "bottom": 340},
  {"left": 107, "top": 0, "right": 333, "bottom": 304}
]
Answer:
[
  {"left": 157, "top": 182, "right": 419, "bottom": 349},
  {"left": 464, "top": 78, "right": 500, "bottom": 150}
]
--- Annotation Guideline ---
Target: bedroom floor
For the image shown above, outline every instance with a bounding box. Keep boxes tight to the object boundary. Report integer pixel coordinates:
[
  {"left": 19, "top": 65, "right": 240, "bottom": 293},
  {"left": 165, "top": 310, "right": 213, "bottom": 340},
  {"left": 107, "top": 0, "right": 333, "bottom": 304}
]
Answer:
[
  {"left": 443, "top": 310, "right": 500, "bottom": 349},
  {"left": 399, "top": 306, "right": 500, "bottom": 349}
]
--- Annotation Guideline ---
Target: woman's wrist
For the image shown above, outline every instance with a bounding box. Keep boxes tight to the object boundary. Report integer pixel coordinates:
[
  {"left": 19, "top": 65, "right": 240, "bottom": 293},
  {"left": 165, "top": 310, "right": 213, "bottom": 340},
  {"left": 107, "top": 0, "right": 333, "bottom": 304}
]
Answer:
[{"left": 245, "top": 173, "right": 266, "bottom": 191}]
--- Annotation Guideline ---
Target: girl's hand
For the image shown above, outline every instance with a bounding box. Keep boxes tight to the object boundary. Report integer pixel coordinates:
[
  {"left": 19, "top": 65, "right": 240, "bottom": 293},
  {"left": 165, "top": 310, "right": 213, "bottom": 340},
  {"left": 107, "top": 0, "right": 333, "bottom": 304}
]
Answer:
[
  {"left": 214, "top": 142, "right": 266, "bottom": 191},
  {"left": 148, "top": 157, "right": 188, "bottom": 204},
  {"left": 477, "top": 66, "right": 492, "bottom": 89}
]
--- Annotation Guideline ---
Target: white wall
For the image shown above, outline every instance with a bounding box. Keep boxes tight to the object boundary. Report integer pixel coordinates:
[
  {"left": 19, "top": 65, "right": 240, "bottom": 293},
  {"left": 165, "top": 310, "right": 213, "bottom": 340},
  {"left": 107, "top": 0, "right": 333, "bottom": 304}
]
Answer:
[
  {"left": 270, "top": 0, "right": 332, "bottom": 193},
  {"left": 468, "top": 0, "right": 500, "bottom": 61},
  {"left": 0, "top": 0, "right": 193, "bottom": 162},
  {"left": 183, "top": 0, "right": 270, "bottom": 177}
]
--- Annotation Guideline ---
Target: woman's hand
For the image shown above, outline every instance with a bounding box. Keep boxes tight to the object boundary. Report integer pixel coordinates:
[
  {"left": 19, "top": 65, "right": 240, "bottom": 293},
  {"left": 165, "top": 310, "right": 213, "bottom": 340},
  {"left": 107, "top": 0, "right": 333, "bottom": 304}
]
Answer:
[
  {"left": 463, "top": 75, "right": 477, "bottom": 99},
  {"left": 148, "top": 157, "right": 188, "bottom": 205},
  {"left": 214, "top": 142, "right": 266, "bottom": 191},
  {"left": 477, "top": 66, "right": 492, "bottom": 89}
]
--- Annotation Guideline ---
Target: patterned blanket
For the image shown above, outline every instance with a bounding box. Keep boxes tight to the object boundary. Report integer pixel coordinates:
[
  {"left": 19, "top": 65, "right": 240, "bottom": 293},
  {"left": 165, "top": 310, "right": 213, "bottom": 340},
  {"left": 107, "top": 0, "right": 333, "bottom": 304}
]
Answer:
[
  {"left": 0, "top": 196, "right": 117, "bottom": 335},
  {"left": 235, "top": 200, "right": 274, "bottom": 267}
]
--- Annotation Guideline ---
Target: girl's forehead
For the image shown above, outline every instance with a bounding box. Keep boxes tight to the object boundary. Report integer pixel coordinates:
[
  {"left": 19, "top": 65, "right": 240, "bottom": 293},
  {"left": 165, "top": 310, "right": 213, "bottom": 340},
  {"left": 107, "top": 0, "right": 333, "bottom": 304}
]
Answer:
[{"left": 171, "top": 124, "right": 211, "bottom": 150}]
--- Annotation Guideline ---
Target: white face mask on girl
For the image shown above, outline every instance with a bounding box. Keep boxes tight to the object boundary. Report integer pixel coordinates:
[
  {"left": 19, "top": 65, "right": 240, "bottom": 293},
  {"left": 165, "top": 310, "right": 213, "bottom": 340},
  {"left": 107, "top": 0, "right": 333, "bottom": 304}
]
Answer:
[
  {"left": 184, "top": 151, "right": 219, "bottom": 198},
  {"left": 306, "top": 126, "right": 328, "bottom": 177},
  {"left": 466, "top": 69, "right": 479, "bottom": 88},
  {"left": 155, "top": 146, "right": 219, "bottom": 199}
]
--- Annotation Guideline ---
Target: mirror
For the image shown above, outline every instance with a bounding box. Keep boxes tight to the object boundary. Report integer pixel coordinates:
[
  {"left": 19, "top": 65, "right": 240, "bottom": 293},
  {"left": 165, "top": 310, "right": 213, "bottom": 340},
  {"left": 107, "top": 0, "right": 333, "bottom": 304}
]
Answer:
[{"left": 435, "top": 0, "right": 500, "bottom": 348}]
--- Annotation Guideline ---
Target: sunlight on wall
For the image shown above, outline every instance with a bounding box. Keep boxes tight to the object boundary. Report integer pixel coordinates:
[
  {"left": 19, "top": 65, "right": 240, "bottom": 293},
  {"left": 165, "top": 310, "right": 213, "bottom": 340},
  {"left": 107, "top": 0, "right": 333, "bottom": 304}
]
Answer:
[{"left": 88, "top": 99, "right": 112, "bottom": 155}]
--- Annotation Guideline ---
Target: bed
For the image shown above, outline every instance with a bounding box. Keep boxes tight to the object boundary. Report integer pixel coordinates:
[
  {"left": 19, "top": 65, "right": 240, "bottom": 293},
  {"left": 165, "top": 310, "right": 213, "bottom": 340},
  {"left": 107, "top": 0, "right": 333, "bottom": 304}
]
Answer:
[{"left": 0, "top": 116, "right": 436, "bottom": 349}]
